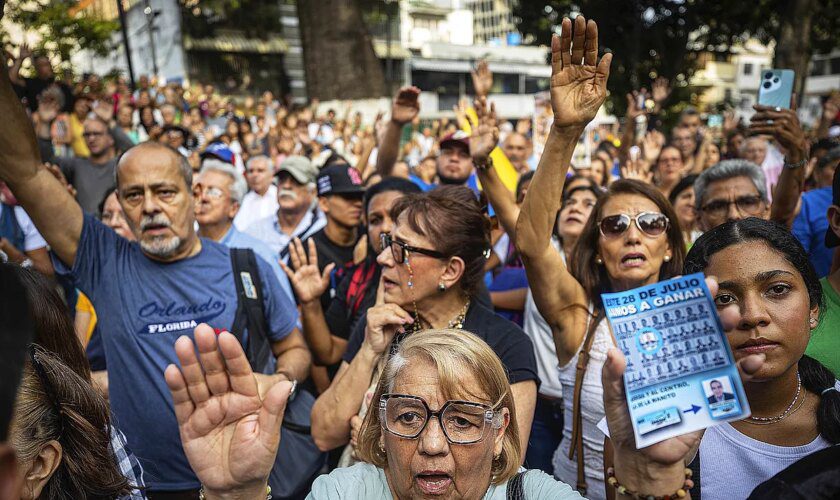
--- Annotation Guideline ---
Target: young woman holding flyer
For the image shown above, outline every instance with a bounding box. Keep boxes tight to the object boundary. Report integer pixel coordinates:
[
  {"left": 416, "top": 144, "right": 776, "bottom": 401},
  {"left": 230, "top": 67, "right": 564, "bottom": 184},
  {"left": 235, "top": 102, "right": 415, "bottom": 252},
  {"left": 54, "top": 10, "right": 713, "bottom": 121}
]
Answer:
[
  {"left": 515, "top": 15, "right": 685, "bottom": 499},
  {"left": 604, "top": 217, "right": 840, "bottom": 499}
]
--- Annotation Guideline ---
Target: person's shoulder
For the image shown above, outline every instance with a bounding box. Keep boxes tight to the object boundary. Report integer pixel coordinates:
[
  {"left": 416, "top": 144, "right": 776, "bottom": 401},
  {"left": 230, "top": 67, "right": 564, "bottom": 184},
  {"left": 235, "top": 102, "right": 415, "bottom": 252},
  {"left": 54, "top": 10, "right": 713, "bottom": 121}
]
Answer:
[
  {"left": 521, "top": 469, "right": 582, "bottom": 499},
  {"left": 467, "top": 302, "right": 528, "bottom": 338},
  {"left": 308, "top": 463, "right": 390, "bottom": 499}
]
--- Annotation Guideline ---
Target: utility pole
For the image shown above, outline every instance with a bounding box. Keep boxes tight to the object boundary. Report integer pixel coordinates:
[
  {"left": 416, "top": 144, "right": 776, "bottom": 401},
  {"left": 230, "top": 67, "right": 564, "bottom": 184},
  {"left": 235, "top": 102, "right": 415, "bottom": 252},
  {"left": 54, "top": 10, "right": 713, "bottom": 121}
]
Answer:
[
  {"left": 116, "top": 0, "right": 136, "bottom": 90},
  {"left": 143, "top": 0, "right": 159, "bottom": 78}
]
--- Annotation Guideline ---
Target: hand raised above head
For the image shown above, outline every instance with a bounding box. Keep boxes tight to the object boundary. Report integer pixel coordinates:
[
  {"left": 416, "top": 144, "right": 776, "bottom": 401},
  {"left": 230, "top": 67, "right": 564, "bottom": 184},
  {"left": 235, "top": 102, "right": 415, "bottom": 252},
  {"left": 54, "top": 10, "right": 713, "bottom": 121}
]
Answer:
[
  {"left": 549, "top": 15, "right": 612, "bottom": 130},
  {"left": 391, "top": 86, "right": 420, "bottom": 126}
]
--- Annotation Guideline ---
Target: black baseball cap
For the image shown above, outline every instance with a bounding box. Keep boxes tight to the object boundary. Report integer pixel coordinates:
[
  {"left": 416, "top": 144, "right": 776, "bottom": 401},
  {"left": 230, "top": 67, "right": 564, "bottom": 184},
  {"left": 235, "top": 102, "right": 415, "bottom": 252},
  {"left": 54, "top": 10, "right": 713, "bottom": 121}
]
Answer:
[
  {"left": 826, "top": 158, "right": 840, "bottom": 248},
  {"left": 316, "top": 163, "right": 365, "bottom": 197}
]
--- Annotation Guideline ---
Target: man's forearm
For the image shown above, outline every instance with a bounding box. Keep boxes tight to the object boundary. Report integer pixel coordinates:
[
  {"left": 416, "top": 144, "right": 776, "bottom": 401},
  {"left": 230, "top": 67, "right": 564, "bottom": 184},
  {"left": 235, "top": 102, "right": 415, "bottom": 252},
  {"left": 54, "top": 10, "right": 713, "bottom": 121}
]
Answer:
[
  {"left": 300, "top": 300, "right": 345, "bottom": 366},
  {"left": 274, "top": 344, "right": 310, "bottom": 383},
  {"left": 770, "top": 163, "right": 805, "bottom": 228},
  {"left": 375, "top": 120, "right": 403, "bottom": 177},
  {"left": 475, "top": 163, "right": 519, "bottom": 237}
]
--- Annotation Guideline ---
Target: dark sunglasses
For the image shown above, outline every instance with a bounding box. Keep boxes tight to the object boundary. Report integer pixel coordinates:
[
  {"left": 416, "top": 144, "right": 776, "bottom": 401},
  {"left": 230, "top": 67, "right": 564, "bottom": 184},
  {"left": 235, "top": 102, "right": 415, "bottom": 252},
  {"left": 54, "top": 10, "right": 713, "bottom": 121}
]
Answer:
[
  {"left": 380, "top": 233, "right": 446, "bottom": 264},
  {"left": 598, "top": 212, "right": 669, "bottom": 238}
]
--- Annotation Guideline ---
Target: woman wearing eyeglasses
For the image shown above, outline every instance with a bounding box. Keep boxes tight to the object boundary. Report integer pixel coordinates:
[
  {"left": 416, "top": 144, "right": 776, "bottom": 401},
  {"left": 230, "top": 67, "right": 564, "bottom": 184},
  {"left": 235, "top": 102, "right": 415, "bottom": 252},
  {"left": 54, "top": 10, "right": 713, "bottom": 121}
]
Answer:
[
  {"left": 310, "top": 184, "right": 539, "bottom": 465},
  {"left": 515, "top": 15, "right": 684, "bottom": 499}
]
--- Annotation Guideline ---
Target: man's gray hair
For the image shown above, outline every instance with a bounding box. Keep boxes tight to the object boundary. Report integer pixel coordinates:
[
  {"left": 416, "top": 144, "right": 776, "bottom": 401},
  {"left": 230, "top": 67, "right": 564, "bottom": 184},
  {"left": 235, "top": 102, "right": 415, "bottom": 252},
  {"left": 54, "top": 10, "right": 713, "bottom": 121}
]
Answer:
[
  {"left": 115, "top": 143, "right": 193, "bottom": 189},
  {"left": 693, "top": 159, "right": 767, "bottom": 210},
  {"left": 199, "top": 159, "right": 248, "bottom": 203},
  {"left": 246, "top": 154, "right": 274, "bottom": 171}
]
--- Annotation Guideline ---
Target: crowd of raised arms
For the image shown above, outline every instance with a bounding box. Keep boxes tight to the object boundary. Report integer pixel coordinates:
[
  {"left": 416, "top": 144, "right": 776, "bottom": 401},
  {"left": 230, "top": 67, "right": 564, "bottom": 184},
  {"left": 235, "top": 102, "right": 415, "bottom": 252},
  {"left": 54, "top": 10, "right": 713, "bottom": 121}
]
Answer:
[{"left": 1, "top": 12, "right": 840, "bottom": 500}]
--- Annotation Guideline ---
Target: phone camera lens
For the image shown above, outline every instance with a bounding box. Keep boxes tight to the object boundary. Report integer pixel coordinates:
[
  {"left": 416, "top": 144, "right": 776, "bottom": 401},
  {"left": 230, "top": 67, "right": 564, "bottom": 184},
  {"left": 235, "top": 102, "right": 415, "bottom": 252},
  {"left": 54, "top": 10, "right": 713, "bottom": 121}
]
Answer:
[
  {"left": 773, "top": 77, "right": 779, "bottom": 83},
  {"left": 763, "top": 82, "right": 772, "bottom": 89},
  {"left": 764, "top": 72, "right": 773, "bottom": 79}
]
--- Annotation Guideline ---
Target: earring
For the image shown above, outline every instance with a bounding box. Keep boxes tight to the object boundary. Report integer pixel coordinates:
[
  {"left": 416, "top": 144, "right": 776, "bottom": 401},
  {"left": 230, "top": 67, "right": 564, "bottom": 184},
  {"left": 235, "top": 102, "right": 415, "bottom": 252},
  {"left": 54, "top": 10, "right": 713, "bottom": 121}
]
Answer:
[
  {"left": 379, "top": 441, "right": 386, "bottom": 454},
  {"left": 595, "top": 256, "right": 603, "bottom": 264},
  {"left": 438, "top": 282, "right": 446, "bottom": 292},
  {"left": 664, "top": 255, "right": 671, "bottom": 262},
  {"left": 810, "top": 317, "right": 818, "bottom": 327}
]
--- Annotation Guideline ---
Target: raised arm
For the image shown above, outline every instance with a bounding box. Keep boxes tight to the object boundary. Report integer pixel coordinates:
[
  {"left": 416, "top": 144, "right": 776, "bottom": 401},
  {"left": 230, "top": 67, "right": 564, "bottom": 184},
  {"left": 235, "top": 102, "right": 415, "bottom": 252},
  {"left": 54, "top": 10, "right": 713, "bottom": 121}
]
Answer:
[
  {"left": 752, "top": 100, "right": 808, "bottom": 228},
  {"left": 470, "top": 96, "right": 520, "bottom": 236},
  {"left": 0, "top": 52, "right": 82, "bottom": 267},
  {"left": 7, "top": 43, "right": 29, "bottom": 87},
  {"left": 515, "top": 15, "right": 611, "bottom": 366},
  {"left": 375, "top": 86, "right": 420, "bottom": 177}
]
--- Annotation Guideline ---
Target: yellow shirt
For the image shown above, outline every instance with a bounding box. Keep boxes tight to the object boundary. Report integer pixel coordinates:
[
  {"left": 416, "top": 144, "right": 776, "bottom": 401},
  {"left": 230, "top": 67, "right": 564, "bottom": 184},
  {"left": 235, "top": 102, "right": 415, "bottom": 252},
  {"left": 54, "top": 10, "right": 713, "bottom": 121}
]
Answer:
[
  {"left": 75, "top": 292, "right": 97, "bottom": 343},
  {"left": 69, "top": 113, "right": 90, "bottom": 158}
]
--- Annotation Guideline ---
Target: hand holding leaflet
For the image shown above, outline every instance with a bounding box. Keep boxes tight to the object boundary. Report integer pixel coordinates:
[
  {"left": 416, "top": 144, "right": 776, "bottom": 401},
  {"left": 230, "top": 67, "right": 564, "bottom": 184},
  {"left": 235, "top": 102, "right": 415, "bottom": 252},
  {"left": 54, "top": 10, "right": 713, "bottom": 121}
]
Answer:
[{"left": 602, "top": 272, "right": 750, "bottom": 448}]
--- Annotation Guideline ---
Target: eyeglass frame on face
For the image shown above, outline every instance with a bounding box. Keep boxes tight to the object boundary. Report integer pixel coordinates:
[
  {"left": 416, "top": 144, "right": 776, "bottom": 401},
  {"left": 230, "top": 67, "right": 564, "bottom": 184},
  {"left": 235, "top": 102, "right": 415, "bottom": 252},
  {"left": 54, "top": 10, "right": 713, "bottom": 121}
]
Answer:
[
  {"left": 378, "top": 393, "right": 502, "bottom": 445},
  {"left": 699, "top": 194, "right": 765, "bottom": 219},
  {"left": 380, "top": 232, "right": 446, "bottom": 264},
  {"left": 192, "top": 184, "right": 230, "bottom": 202},
  {"left": 598, "top": 211, "right": 670, "bottom": 238}
]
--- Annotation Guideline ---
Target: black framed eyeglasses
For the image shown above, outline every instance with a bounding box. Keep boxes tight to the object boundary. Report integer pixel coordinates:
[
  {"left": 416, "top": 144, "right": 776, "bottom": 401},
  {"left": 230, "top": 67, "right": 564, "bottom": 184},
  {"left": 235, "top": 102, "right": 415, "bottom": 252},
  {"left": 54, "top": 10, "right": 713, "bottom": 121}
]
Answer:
[
  {"left": 598, "top": 212, "right": 669, "bottom": 238},
  {"left": 380, "top": 233, "right": 446, "bottom": 264},
  {"left": 700, "top": 195, "right": 764, "bottom": 218},
  {"left": 378, "top": 393, "right": 501, "bottom": 444}
]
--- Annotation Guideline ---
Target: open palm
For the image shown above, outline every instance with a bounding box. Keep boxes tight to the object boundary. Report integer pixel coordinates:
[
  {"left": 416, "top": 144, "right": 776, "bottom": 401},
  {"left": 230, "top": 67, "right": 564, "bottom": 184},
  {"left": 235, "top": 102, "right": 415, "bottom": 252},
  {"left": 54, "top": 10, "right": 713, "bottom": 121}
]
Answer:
[
  {"left": 280, "top": 238, "right": 334, "bottom": 304},
  {"left": 165, "top": 325, "right": 292, "bottom": 494},
  {"left": 469, "top": 96, "right": 499, "bottom": 161},
  {"left": 549, "top": 16, "right": 612, "bottom": 129}
]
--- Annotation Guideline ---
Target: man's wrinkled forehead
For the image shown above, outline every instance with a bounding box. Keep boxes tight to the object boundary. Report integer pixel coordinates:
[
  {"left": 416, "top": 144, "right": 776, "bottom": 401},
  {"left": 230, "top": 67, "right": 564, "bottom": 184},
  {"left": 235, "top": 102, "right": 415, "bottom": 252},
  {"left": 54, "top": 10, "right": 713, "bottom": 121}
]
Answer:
[{"left": 117, "top": 146, "right": 189, "bottom": 189}]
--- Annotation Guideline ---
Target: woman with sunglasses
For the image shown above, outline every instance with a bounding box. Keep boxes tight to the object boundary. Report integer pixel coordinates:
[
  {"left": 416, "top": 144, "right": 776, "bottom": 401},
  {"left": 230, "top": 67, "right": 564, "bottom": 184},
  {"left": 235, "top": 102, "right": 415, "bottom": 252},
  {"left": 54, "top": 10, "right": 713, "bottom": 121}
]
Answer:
[
  {"left": 516, "top": 15, "right": 683, "bottom": 498},
  {"left": 310, "top": 184, "right": 539, "bottom": 464}
]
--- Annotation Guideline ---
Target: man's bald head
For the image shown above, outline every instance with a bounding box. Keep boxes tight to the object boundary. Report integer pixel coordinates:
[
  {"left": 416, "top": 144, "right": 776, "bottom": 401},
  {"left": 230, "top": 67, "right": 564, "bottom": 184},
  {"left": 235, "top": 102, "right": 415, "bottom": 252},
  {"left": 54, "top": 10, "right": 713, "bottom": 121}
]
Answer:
[{"left": 115, "top": 142, "right": 192, "bottom": 190}]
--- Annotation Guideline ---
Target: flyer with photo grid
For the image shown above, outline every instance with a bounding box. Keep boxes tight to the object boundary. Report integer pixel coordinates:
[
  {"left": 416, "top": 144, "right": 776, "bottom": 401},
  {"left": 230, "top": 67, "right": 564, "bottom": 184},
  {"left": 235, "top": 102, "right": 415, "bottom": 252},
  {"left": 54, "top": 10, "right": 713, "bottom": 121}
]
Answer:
[{"left": 602, "top": 273, "right": 750, "bottom": 448}]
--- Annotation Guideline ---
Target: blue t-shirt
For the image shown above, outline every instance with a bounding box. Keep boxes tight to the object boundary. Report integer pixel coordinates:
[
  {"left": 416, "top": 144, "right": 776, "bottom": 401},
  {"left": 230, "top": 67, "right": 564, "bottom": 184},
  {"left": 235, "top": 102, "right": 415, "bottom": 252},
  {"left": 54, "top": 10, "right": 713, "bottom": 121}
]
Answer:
[
  {"left": 55, "top": 215, "right": 298, "bottom": 490},
  {"left": 792, "top": 187, "right": 832, "bottom": 278}
]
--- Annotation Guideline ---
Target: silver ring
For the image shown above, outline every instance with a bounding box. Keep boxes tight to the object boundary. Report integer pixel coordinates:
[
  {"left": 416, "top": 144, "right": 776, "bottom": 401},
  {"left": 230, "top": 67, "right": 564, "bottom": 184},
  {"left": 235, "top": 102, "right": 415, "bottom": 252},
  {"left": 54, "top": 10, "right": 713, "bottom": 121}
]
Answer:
[
  {"left": 774, "top": 107, "right": 781, "bottom": 112},
  {"left": 767, "top": 119, "right": 774, "bottom": 125}
]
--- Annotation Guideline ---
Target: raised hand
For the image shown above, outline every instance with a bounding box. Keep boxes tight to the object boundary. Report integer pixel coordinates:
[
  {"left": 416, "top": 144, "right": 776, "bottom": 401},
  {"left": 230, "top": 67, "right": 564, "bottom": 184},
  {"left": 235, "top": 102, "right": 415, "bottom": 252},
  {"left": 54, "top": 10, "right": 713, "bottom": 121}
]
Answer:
[
  {"left": 641, "top": 130, "right": 665, "bottom": 163},
  {"left": 469, "top": 96, "right": 499, "bottom": 162},
  {"left": 822, "top": 92, "right": 840, "bottom": 122},
  {"left": 471, "top": 60, "right": 493, "bottom": 97},
  {"left": 279, "top": 238, "right": 334, "bottom": 305},
  {"left": 722, "top": 109, "right": 738, "bottom": 133},
  {"left": 621, "top": 156, "right": 653, "bottom": 184},
  {"left": 651, "top": 76, "right": 671, "bottom": 110},
  {"left": 35, "top": 97, "right": 59, "bottom": 124},
  {"left": 549, "top": 16, "right": 612, "bottom": 129},
  {"left": 18, "top": 42, "right": 31, "bottom": 61},
  {"left": 363, "top": 276, "right": 413, "bottom": 355},
  {"left": 43, "top": 162, "right": 77, "bottom": 198},
  {"left": 625, "top": 89, "right": 648, "bottom": 122},
  {"left": 164, "top": 324, "right": 293, "bottom": 498},
  {"left": 750, "top": 98, "right": 807, "bottom": 164},
  {"left": 391, "top": 86, "right": 420, "bottom": 125}
]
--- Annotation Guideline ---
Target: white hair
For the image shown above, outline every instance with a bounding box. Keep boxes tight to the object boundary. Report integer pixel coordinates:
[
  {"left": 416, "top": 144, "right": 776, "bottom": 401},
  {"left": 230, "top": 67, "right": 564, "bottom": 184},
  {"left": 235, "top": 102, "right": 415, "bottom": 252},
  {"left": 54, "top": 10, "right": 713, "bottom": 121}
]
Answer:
[
  {"left": 199, "top": 159, "right": 248, "bottom": 203},
  {"left": 246, "top": 154, "right": 274, "bottom": 171}
]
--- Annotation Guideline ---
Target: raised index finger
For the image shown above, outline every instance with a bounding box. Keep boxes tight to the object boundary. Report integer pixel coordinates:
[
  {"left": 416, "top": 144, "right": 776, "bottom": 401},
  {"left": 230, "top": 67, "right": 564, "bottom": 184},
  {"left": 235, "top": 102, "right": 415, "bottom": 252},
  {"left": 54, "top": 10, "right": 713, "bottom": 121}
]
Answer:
[
  {"left": 375, "top": 274, "right": 386, "bottom": 306},
  {"left": 217, "top": 331, "right": 259, "bottom": 398}
]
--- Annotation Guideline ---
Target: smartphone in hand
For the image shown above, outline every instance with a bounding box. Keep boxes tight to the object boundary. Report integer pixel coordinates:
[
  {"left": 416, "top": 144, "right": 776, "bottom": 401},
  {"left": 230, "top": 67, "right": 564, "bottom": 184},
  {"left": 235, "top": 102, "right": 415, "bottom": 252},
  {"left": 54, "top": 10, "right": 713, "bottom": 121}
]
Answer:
[{"left": 757, "top": 69, "right": 794, "bottom": 109}]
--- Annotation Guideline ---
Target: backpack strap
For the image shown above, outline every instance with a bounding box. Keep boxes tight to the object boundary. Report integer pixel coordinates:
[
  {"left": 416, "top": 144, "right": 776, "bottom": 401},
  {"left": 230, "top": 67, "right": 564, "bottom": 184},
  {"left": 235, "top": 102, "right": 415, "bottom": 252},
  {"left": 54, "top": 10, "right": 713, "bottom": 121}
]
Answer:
[
  {"left": 567, "top": 308, "right": 603, "bottom": 497},
  {"left": 506, "top": 470, "right": 527, "bottom": 500},
  {"left": 229, "top": 248, "right": 272, "bottom": 372}
]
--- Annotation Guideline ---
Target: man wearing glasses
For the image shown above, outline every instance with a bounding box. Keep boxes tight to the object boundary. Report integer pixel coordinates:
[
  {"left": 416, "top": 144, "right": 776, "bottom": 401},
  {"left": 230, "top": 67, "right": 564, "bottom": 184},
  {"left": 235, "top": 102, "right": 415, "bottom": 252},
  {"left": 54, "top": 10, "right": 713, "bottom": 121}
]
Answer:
[{"left": 51, "top": 115, "right": 117, "bottom": 214}]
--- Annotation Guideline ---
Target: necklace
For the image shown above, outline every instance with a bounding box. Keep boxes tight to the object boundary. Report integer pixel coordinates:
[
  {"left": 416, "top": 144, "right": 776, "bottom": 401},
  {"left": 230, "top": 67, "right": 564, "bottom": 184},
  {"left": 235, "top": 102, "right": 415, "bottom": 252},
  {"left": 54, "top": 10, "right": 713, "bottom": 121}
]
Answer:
[
  {"left": 447, "top": 299, "right": 470, "bottom": 329},
  {"left": 745, "top": 373, "right": 801, "bottom": 425}
]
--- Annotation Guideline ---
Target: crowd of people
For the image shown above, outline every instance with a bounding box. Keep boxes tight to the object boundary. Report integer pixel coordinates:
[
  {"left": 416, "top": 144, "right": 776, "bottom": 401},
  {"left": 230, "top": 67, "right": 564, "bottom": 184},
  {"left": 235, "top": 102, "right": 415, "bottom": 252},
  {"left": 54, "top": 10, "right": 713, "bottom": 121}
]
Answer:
[{"left": 1, "top": 10, "right": 840, "bottom": 500}]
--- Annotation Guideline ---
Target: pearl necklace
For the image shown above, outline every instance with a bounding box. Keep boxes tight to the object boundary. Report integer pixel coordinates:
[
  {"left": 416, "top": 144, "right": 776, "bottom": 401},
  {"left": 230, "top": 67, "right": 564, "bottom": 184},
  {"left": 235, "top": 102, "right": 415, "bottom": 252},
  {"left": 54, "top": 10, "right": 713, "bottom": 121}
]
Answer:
[{"left": 745, "top": 373, "right": 801, "bottom": 425}]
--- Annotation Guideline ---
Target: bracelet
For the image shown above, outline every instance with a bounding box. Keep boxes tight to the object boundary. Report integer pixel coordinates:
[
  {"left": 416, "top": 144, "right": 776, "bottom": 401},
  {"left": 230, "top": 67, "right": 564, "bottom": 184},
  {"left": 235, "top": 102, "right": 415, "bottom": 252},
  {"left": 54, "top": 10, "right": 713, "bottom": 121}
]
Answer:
[
  {"left": 783, "top": 157, "right": 807, "bottom": 170},
  {"left": 198, "top": 485, "right": 272, "bottom": 499},
  {"left": 473, "top": 156, "right": 493, "bottom": 171},
  {"left": 606, "top": 467, "right": 694, "bottom": 500}
]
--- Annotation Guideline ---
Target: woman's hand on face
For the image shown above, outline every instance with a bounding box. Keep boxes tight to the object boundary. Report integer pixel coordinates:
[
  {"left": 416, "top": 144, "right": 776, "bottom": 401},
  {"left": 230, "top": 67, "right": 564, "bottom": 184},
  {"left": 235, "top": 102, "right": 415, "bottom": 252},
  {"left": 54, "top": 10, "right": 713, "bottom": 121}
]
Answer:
[
  {"left": 164, "top": 324, "right": 293, "bottom": 498},
  {"left": 280, "top": 238, "right": 334, "bottom": 305},
  {"left": 364, "top": 277, "right": 414, "bottom": 355},
  {"left": 548, "top": 15, "right": 612, "bottom": 130}
]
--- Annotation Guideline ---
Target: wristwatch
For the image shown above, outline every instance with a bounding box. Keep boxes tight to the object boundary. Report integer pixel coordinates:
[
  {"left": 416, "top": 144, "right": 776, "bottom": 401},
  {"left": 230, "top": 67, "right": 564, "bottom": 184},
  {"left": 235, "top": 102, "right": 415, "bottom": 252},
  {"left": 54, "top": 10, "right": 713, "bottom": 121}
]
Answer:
[
  {"left": 473, "top": 156, "right": 493, "bottom": 171},
  {"left": 783, "top": 158, "right": 807, "bottom": 170}
]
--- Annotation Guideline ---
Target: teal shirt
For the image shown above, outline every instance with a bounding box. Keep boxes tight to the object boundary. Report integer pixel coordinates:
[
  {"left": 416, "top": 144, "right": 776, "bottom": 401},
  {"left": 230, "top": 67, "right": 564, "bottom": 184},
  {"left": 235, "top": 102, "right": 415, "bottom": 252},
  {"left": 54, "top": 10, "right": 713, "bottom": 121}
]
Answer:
[
  {"left": 806, "top": 277, "right": 840, "bottom": 377},
  {"left": 307, "top": 462, "right": 583, "bottom": 499}
]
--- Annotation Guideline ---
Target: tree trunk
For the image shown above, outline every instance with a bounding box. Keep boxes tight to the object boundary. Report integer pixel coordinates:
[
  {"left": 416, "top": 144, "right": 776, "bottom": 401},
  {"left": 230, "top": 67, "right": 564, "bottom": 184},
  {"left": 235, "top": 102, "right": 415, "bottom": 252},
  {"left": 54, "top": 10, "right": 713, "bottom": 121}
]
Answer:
[
  {"left": 773, "top": 0, "right": 817, "bottom": 105},
  {"left": 297, "top": 0, "right": 386, "bottom": 100}
]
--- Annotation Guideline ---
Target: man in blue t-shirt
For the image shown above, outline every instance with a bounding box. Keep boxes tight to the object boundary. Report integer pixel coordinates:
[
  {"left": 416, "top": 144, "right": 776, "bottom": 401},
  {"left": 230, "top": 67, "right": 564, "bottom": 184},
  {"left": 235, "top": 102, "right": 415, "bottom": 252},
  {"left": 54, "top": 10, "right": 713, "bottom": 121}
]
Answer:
[
  {"left": 0, "top": 78, "right": 310, "bottom": 496},
  {"left": 792, "top": 146, "right": 840, "bottom": 277}
]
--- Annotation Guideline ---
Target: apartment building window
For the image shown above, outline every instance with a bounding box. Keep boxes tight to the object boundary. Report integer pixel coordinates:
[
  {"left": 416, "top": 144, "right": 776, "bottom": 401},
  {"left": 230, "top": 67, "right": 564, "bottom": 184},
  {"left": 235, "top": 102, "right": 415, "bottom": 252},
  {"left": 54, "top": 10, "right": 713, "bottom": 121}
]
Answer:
[{"left": 743, "top": 63, "right": 753, "bottom": 76}]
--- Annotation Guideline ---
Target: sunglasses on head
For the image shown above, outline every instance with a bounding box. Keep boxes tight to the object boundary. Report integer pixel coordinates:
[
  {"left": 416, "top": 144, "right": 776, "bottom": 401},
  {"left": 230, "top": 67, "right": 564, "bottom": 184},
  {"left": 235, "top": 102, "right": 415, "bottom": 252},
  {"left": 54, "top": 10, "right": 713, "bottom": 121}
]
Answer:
[{"left": 598, "top": 212, "right": 669, "bottom": 238}]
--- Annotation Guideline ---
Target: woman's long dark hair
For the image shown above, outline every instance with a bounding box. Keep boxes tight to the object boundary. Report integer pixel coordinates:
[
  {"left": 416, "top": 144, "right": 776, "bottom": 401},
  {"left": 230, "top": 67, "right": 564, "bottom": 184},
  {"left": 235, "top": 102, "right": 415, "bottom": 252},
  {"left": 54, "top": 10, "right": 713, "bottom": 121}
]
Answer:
[
  {"left": 570, "top": 179, "right": 686, "bottom": 309},
  {"left": 685, "top": 218, "right": 839, "bottom": 444}
]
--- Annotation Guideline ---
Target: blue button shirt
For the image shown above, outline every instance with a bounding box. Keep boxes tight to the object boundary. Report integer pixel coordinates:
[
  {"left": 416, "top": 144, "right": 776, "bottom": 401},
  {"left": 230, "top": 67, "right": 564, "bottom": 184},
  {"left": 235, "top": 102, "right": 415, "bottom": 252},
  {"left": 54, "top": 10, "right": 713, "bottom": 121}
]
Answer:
[{"left": 54, "top": 216, "right": 299, "bottom": 490}]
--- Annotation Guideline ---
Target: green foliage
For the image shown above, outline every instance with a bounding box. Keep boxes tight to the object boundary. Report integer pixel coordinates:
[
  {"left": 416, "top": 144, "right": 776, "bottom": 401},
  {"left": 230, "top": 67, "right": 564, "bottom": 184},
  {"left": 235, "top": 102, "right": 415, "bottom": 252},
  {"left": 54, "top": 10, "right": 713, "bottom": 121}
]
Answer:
[
  {"left": 513, "top": 0, "right": 840, "bottom": 116},
  {"left": 3, "top": 0, "right": 117, "bottom": 65},
  {"left": 179, "top": 0, "right": 281, "bottom": 39}
]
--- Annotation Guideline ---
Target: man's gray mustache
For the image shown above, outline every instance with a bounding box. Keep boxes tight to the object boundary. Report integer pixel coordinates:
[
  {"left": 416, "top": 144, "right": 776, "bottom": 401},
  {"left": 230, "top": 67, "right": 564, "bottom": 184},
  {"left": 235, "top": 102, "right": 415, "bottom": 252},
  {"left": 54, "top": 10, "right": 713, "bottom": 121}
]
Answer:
[{"left": 278, "top": 189, "right": 299, "bottom": 201}]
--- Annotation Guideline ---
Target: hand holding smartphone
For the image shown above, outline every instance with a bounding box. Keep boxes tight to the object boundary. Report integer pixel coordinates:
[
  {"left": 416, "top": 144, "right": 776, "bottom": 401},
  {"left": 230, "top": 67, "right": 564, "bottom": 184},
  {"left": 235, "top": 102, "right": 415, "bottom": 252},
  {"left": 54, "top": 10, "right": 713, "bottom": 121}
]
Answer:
[{"left": 757, "top": 69, "right": 794, "bottom": 109}]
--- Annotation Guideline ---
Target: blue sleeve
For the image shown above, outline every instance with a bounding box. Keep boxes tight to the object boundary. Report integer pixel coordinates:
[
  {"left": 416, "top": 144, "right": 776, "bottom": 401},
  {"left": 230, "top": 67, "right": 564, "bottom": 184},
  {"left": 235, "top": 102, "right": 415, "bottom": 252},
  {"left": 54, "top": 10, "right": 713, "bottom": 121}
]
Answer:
[
  {"left": 51, "top": 214, "right": 122, "bottom": 301},
  {"left": 256, "top": 254, "right": 299, "bottom": 342},
  {"left": 791, "top": 199, "right": 812, "bottom": 254}
]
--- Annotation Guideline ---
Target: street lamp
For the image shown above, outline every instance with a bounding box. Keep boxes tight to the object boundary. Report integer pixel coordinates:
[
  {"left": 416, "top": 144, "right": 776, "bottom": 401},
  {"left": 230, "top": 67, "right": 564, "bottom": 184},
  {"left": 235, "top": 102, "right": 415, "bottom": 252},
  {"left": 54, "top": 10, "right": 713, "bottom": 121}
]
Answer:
[{"left": 144, "top": 0, "right": 159, "bottom": 78}]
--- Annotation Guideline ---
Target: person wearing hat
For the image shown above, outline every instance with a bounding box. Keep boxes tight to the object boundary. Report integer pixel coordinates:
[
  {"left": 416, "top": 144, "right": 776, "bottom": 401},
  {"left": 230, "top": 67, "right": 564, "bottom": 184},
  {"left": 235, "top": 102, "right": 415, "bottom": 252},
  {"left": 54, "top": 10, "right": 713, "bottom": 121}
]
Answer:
[
  {"left": 792, "top": 146, "right": 840, "bottom": 277},
  {"left": 244, "top": 155, "right": 325, "bottom": 262},
  {"left": 805, "top": 161, "right": 840, "bottom": 377},
  {"left": 297, "top": 163, "right": 365, "bottom": 311}
]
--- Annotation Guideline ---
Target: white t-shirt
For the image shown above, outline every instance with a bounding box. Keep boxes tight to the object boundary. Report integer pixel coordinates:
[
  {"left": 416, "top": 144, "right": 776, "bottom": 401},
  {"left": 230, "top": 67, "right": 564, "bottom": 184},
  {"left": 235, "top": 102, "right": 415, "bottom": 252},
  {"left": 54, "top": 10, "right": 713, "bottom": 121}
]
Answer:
[
  {"left": 0, "top": 204, "right": 47, "bottom": 251},
  {"left": 233, "top": 185, "right": 279, "bottom": 231}
]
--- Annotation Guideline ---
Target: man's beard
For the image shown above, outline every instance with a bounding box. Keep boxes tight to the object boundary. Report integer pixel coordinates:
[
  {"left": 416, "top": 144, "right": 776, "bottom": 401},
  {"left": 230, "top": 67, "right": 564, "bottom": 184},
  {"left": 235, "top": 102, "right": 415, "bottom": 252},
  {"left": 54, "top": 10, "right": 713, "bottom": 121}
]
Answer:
[
  {"left": 437, "top": 172, "right": 469, "bottom": 185},
  {"left": 138, "top": 214, "right": 182, "bottom": 258}
]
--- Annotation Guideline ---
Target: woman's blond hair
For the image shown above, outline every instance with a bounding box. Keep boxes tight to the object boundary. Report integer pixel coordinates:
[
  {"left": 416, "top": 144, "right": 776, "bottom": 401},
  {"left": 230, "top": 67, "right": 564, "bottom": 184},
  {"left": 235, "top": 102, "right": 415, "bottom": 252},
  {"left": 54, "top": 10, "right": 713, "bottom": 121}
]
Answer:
[{"left": 356, "top": 329, "right": 521, "bottom": 484}]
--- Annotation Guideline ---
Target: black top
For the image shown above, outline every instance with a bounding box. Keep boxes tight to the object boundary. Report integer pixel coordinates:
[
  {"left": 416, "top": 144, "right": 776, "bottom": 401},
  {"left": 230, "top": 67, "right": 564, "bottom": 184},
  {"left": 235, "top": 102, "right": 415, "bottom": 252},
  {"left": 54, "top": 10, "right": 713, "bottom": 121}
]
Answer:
[
  {"left": 304, "top": 228, "right": 359, "bottom": 311},
  {"left": 747, "top": 444, "right": 840, "bottom": 499},
  {"left": 325, "top": 257, "right": 380, "bottom": 343},
  {"left": 342, "top": 301, "right": 540, "bottom": 388}
]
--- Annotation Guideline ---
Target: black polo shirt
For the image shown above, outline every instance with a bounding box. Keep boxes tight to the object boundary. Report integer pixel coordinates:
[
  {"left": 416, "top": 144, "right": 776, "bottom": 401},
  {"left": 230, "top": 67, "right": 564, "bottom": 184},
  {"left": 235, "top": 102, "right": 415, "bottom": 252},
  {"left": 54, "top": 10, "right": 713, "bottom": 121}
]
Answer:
[{"left": 341, "top": 301, "right": 539, "bottom": 388}]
